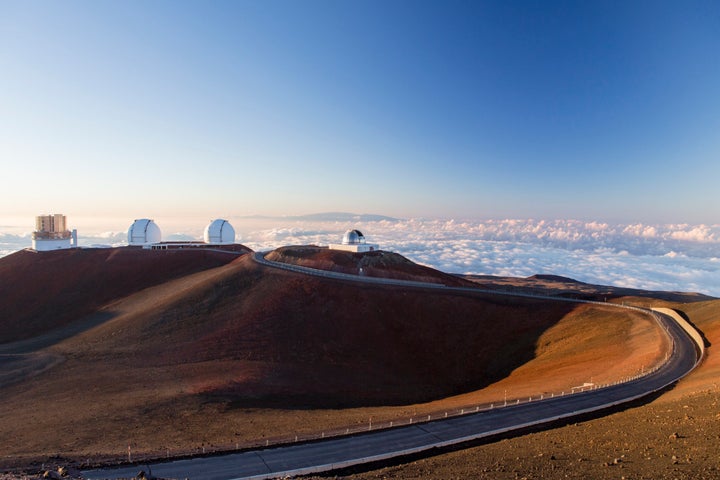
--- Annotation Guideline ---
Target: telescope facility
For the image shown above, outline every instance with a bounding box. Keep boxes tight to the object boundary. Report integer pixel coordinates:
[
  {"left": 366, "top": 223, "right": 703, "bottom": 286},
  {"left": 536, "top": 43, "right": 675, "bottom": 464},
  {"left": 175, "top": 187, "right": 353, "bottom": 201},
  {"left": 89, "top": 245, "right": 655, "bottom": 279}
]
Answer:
[
  {"left": 32, "top": 214, "right": 77, "bottom": 251},
  {"left": 329, "top": 229, "right": 379, "bottom": 252}
]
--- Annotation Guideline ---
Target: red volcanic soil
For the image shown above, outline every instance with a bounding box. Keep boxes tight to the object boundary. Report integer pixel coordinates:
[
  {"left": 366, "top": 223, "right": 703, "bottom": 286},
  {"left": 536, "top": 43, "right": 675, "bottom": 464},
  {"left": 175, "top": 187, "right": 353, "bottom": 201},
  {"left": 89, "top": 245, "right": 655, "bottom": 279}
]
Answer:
[
  {"left": 0, "top": 246, "right": 251, "bottom": 343},
  {"left": 0, "top": 246, "right": 668, "bottom": 468},
  {"left": 266, "top": 246, "right": 476, "bottom": 287},
  {"left": 464, "top": 273, "right": 711, "bottom": 303},
  {"left": 327, "top": 298, "right": 720, "bottom": 480},
  {"left": 57, "top": 253, "right": 578, "bottom": 407}
]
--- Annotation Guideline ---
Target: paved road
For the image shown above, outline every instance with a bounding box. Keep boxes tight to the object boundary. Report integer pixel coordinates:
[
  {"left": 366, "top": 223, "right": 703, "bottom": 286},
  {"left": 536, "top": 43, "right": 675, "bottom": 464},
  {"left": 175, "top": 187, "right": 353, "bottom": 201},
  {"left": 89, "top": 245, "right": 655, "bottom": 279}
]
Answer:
[{"left": 83, "top": 253, "right": 702, "bottom": 480}]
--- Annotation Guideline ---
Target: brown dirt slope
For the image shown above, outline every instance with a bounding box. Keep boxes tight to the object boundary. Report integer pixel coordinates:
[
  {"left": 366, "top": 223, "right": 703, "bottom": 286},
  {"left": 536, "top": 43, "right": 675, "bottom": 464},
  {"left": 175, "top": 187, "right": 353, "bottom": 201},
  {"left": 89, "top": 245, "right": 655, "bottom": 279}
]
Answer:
[
  {"left": 464, "top": 273, "right": 711, "bottom": 303},
  {"left": 660, "top": 299, "right": 720, "bottom": 399},
  {"left": 0, "top": 248, "right": 668, "bottom": 470},
  {"left": 0, "top": 246, "right": 251, "bottom": 342},
  {"left": 266, "top": 246, "right": 476, "bottom": 287},
  {"left": 327, "top": 298, "right": 720, "bottom": 480},
  {"left": 53, "top": 254, "right": 578, "bottom": 407}
]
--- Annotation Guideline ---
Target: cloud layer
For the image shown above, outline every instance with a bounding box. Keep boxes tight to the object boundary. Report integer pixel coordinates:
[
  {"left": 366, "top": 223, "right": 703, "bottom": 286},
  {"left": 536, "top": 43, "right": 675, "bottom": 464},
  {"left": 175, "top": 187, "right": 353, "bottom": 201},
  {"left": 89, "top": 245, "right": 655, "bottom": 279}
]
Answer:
[
  {"left": 241, "top": 219, "right": 720, "bottom": 297},
  {"left": 3, "top": 219, "right": 719, "bottom": 297}
]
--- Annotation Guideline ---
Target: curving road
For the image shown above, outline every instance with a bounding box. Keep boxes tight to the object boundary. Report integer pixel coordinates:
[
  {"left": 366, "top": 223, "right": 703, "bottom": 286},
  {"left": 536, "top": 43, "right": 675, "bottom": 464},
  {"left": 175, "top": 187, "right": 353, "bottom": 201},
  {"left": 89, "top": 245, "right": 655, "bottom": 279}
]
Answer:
[{"left": 83, "top": 252, "right": 703, "bottom": 480}]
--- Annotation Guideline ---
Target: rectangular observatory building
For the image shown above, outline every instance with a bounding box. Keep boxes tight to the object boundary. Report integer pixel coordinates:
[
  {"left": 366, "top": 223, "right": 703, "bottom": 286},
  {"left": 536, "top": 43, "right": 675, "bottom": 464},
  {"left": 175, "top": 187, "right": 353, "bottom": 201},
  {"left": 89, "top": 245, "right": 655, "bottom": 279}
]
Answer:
[{"left": 32, "top": 214, "right": 77, "bottom": 251}]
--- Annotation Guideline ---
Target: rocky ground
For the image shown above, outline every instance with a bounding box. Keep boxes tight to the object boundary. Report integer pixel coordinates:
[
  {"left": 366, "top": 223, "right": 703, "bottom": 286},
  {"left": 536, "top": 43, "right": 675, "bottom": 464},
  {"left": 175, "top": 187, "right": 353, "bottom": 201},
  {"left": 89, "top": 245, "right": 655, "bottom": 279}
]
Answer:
[
  {"left": 0, "top": 247, "right": 716, "bottom": 479},
  {"left": 312, "top": 388, "right": 720, "bottom": 480},
  {"left": 307, "top": 298, "right": 720, "bottom": 480}
]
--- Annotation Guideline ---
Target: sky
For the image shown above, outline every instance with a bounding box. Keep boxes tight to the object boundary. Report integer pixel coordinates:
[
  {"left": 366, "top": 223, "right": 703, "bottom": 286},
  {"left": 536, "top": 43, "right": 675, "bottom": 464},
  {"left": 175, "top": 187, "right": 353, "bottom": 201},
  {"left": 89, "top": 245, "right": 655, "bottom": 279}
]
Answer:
[
  {"left": 1, "top": 0, "right": 719, "bottom": 223},
  {"left": 2, "top": 1, "right": 720, "bottom": 296}
]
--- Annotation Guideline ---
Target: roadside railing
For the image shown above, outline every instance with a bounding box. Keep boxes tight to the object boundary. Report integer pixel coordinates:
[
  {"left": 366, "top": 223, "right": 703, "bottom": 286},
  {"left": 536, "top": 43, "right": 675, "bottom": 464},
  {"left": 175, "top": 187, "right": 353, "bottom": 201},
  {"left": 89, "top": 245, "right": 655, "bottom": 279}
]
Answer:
[
  {"left": 50, "top": 253, "right": 704, "bottom": 472},
  {"left": 67, "top": 358, "right": 666, "bottom": 470}
]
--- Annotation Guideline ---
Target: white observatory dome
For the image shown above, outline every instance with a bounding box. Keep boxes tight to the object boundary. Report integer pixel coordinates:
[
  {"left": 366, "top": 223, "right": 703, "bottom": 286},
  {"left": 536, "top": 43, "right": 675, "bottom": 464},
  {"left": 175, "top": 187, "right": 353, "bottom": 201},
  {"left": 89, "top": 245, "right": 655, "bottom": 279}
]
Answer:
[
  {"left": 342, "top": 229, "right": 365, "bottom": 245},
  {"left": 204, "top": 219, "right": 236, "bottom": 245},
  {"left": 127, "top": 219, "right": 162, "bottom": 245}
]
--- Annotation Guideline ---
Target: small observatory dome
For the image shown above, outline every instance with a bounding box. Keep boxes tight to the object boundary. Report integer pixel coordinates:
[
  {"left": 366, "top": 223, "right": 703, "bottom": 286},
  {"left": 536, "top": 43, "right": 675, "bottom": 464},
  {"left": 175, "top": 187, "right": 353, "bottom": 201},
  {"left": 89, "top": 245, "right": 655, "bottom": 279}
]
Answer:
[
  {"left": 204, "top": 219, "right": 236, "bottom": 244},
  {"left": 342, "top": 229, "right": 365, "bottom": 245},
  {"left": 127, "top": 219, "right": 162, "bottom": 245}
]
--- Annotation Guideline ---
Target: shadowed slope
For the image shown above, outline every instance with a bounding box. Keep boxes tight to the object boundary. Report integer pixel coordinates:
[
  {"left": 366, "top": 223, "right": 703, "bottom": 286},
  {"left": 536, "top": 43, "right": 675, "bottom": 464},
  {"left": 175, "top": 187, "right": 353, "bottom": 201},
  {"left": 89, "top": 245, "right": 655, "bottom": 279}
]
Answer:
[
  {"left": 0, "top": 247, "right": 667, "bottom": 466},
  {"left": 464, "top": 273, "right": 712, "bottom": 302},
  {"left": 331, "top": 299, "right": 720, "bottom": 480},
  {"left": 265, "top": 246, "right": 477, "bottom": 287},
  {"left": 56, "top": 253, "right": 574, "bottom": 407},
  {"left": 0, "top": 246, "right": 251, "bottom": 343}
]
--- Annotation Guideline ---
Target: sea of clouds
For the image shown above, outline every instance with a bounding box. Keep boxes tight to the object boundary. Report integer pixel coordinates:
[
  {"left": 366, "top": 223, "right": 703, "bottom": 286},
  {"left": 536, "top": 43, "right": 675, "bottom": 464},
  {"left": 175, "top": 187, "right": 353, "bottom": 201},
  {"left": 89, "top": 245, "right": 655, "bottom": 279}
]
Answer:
[
  {"left": 242, "top": 218, "right": 720, "bottom": 297},
  {"left": 3, "top": 218, "right": 719, "bottom": 297}
]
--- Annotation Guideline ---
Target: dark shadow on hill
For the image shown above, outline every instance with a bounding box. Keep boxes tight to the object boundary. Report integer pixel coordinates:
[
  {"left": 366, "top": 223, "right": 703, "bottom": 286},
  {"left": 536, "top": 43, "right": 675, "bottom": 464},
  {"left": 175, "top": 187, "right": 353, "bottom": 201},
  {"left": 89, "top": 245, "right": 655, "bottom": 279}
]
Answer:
[
  {"left": 0, "top": 311, "right": 117, "bottom": 355},
  {"left": 0, "top": 246, "right": 250, "bottom": 343},
  {"left": 462, "top": 273, "right": 714, "bottom": 303},
  {"left": 0, "top": 351, "right": 65, "bottom": 389},
  {"left": 172, "top": 257, "right": 580, "bottom": 409},
  {"left": 0, "top": 247, "right": 657, "bottom": 411}
]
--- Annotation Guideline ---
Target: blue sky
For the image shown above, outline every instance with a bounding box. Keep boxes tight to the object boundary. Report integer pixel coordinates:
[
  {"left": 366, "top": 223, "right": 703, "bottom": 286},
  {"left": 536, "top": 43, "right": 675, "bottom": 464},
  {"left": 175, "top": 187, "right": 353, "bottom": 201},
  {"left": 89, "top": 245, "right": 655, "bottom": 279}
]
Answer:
[{"left": 1, "top": 0, "right": 719, "bottom": 224}]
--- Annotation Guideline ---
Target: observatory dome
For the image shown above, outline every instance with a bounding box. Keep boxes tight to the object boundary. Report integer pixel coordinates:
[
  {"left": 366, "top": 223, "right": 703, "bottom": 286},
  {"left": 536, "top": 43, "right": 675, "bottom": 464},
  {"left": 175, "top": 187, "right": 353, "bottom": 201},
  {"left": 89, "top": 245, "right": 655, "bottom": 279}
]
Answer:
[
  {"left": 342, "top": 229, "right": 365, "bottom": 245},
  {"left": 204, "top": 219, "right": 236, "bottom": 245},
  {"left": 127, "top": 219, "right": 162, "bottom": 245}
]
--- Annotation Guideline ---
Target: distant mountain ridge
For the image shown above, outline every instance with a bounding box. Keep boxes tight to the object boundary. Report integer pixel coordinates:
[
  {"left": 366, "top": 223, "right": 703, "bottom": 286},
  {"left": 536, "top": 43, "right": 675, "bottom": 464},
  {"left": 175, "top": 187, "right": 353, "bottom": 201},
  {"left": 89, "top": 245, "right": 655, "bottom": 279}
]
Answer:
[{"left": 240, "top": 212, "right": 400, "bottom": 222}]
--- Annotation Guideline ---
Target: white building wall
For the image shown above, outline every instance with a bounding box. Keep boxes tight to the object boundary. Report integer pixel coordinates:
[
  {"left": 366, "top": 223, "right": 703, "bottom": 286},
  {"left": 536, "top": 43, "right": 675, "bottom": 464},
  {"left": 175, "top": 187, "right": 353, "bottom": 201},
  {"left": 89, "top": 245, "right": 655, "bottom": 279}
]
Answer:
[
  {"left": 33, "top": 238, "right": 73, "bottom": 251},
  {"left": 328, "top": 243, "right": 379, "bottom": 252}
]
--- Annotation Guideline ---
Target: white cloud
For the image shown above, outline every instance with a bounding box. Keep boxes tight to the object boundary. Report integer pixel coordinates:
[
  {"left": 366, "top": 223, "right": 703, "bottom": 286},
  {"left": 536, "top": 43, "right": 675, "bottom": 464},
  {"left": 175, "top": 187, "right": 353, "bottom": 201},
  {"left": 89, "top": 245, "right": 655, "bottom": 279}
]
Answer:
[
  {"left": 241, "top": 218, "right": 720, "bottom": 296},
  {"left": 669, "top": 225, "right": 715, "bottom": 242},
  {"left": 2, "top": 218, "right": 720, "bottom": 297}
]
